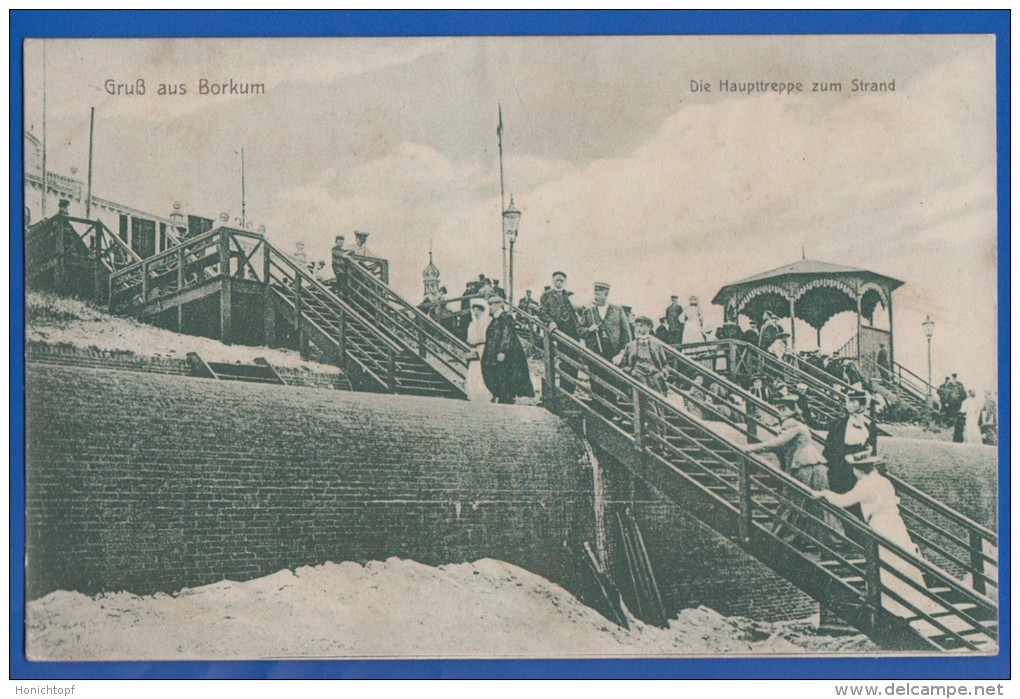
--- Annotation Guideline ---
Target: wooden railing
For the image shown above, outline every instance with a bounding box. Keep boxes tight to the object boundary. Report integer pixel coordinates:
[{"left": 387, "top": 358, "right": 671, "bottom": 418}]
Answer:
[
  {"left": 108, "top": 227, "right": 465, "bottom": 397},
  {"left": 108, "top": 227, "right": 232, "bottom": 313},
  {"left": 333, "top": 256, "right": 469, "bottom": 387},
  {"left": 515, "top": 310, "right": 996, "bottom": 650},
  {"left": 659, "top": 339, "right": 996, "bottom": 600},
  {"left": 681, "top": 339, "right": 857, "bottom": 429}
]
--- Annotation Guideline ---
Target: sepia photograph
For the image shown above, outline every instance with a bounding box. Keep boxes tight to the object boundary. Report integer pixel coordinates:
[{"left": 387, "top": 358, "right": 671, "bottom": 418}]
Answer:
[{"left": 14, "top": 16, "right": 1003, "bottom": 674}]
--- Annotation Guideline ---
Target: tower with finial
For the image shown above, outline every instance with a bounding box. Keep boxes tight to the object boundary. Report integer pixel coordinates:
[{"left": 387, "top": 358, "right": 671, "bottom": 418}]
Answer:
[{"left": 422, "top": 238, "right": 441, "bottom": 302}]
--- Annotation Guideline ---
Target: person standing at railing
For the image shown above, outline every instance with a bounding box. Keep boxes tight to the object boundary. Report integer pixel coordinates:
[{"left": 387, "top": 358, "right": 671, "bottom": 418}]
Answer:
[
  {"left": 481, "top": 295, "right": 534, "bottom": 405},
  {"left": 823, "top": 390, "right": 878, "bottom": 499},
  {"left": 961, "top": 389, "right": 983, "bottom": 445},
  {"left": 812, "top": 450, "right": 940, "bottom": 618},
  {"left": 540, "top": 272, "right": 581, "bottom": 393},
  {"left": 618, "top": 316, "right": 669, "bottom": 395},
  {"left": 979, "top": 391, "right": 997, "bottom": 445},
  {"left": 758, "top": 310, "right": 784, "bottom": 350},
  {"left": 937, "top": 376, "right": 953, "bottom": 428},
  {"left": 741, "top": 319, "right": 760, "bottom": 347},
  {"left": 518, "top": 289, "right": 540, "bottom": 315},
  {"left": 331, "top": 235, "right": 352, "bottom": 297},
  {"left": 876, "top": 343, "right": 891, "bottom": 379},
  {"left": 679, "top": 296, "right": 706, "bottom": 345},
  {"left": 664, "top": 295, "right": 684, "bottom": 345},
  {"left": 579, "top": 282, "right": 631, "bottom": 362},
  {"left": 464, "top": 297, "right": 492, "bottom": 402},
  {"left": 746, "top": 394, "right": 844, "bottom": 545},
  {"left": 539, "top": 271, "right": 579, "bottom": 340},
  {"left": 948, "top": 374, "right": 967, "bottom": 442}
]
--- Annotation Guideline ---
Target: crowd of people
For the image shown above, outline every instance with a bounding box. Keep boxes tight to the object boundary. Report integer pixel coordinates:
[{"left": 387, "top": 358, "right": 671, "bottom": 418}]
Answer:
[{"left": 936, "top": 375, "right": 997, "bottom": 445}]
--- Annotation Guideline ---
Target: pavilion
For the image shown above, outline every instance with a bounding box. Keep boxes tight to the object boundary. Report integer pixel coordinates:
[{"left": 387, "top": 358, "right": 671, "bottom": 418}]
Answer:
[{"left": 711, "top": 258, "right": 904, "bottom": 374}]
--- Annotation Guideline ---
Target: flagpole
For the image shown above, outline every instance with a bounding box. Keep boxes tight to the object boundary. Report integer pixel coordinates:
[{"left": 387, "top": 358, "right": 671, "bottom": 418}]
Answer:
[
  {"left": 241, "top": 146, "right": 246, "bottom": 228},
  {"left": 41, "top": 41, "right": 48, "bottom": 218},
  {"left": 498, "top": 104, "right": 507, "bottom": 294},
  {"left": 86, "top": 107, "right": 95, "bottom": 219}
]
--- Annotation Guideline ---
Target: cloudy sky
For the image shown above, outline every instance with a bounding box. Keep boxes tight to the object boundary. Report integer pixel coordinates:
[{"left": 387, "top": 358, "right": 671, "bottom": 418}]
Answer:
[{"left": 22, "top": 35, "right": 999, "bottom": 392}]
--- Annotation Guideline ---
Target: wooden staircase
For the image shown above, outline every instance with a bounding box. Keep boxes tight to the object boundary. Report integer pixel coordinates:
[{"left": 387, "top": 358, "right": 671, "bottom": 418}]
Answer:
[{"left": 515, "top": 311, "right": 998, "bottom": 652}]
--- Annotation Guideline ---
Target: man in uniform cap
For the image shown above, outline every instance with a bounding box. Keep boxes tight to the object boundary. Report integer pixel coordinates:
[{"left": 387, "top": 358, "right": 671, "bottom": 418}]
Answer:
[
  {"left": 539, "top": 271, "right": 579, "bottom": 340},
  {"left": 539, "top": 271, "right": 581, "bottom": 392},
  {"left": 580, "top": 282, "right": 632, "bottom": 361},
  {"left": 664, "top": 295, "right": 684, "bottom": 345}
]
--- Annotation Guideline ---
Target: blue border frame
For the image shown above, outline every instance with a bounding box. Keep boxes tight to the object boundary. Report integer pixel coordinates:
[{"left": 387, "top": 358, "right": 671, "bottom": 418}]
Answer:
[{"left": 9, "top": 10, "right": 1010, "bottom": 680}]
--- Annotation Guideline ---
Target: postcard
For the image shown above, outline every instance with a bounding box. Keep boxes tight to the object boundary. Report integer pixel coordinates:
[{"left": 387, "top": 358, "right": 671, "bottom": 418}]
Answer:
[{"left": 17, "top": 28, "right": 1002, "bottom": 671}]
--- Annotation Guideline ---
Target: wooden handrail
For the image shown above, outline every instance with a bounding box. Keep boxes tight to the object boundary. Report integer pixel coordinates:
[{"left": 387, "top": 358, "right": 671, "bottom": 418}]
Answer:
[
  {"left": 339, "top": 257, "right": 470, "bottom": 353},
  {"left": 521, "top": 309, "right": 996, "bottom": 644}
]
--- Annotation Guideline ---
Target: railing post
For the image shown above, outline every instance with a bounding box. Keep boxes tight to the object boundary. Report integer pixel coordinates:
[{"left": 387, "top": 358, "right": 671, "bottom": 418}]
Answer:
[
  {"left": 864, "top": 534, "right": 883, "bottom": 623},
  {"left": 969, "top": 530, "right": 988, "bottom": 595},
  {"left": 744, "top": 402, "right": 758, "bottom": 443},
  {"left": 262, "top": 246, "right": 275, "bottom": 347},
  {"left": 294, "top": 274, "right": 305, "bottom": 357},
  {"left": 141, "top": 259, "right": 149, "bottom": 304},
  {"left": 177, "top": 246, "right": 185, "bottom": 292},
  {"left": 738, "top": 457, "right": 752, "bottom": 542},
  {"left": 338, "top": 309, "right": 346, "bottom": 362},
  {"left": 543, "top": 329, "right": 558, "bottom": 401},
  {"left": 417, "top": 319, "right": 427, "bottom": 358},
  {"left": 219, "top": 231, "right": 233, "bottom": 344},
  {"left": 632, "top": 386, "right": 644, "bottom": 450},
  {"left": 728, "top": 341, "right": 737, "bottom": 377},
  {"left": 387, "top": 349, "right": 397, "bottom": 392},
  {"left": 218, "top": 229, "right": 231, "bottom": 277}
]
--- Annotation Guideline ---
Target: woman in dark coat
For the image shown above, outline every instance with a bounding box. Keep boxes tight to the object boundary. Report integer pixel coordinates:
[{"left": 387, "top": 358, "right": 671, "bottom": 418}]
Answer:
[{"left": 481, "top": 295, "right": 535, "bottom": 404}]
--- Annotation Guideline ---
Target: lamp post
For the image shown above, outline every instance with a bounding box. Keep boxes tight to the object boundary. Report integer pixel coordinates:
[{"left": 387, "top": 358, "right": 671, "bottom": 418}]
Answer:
[
  {"left": 503, "top": 196, "right": 521, "bottom": 306},
  {"left": 922, "top": 315, "right": 935, "bottom": 426}
]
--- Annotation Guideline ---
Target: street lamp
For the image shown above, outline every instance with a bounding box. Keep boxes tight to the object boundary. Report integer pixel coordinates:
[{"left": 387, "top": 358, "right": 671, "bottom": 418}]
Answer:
[
  {"left": 922, "top": 315, "right": 935, "bottom": 426},
  {"left": 503, "top": 196, "right": 521, "bottom": 305}
]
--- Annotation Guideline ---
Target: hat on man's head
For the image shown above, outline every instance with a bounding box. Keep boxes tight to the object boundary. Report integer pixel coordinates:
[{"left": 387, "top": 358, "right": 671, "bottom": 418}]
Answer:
[
  {"left": 845, "top": 447, "right": 884, "bottom": 468},
  {"left": 487, "top": 293, "right": 504, "bottom": 305},
  {"left": 594, "top": 282, "right": 611, "bottom": 292},
  {"left": 552, "top": 271, "right": 567, "bottom": 280},
  {"left": 635, "top": 315, "right": 654, "bottom": 328},
  {"left": 671, "top": 295, "right": 679, "bottom": 300},
  {"left": 689, "top": 296, "right": 699, "bottom": 304}
]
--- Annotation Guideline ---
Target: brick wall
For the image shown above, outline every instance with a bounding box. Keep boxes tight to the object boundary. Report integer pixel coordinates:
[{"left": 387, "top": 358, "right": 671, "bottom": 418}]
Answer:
[
  {"left": 275, "top": 366, "right": 351, "bottom": 391},
  {"left": 25, "top": 363, "right": 995, "bottom": 624},
  {"left": 598, "top": 456, "right": 818, "bottom": 623},
  {"left": 25, "top": 364, "right": 598, "bottom": 602},
  {"left": 26, "top": 341, "right": 191, "bottom": 375},
  {"left": 25, "top": 342, "right": 350, "bottom": 391}
]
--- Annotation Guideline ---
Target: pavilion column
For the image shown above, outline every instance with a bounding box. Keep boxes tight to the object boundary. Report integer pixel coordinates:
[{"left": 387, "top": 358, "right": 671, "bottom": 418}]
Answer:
[
  {"left": 887, "top": 289, "right": 895, "bottom": 367},
  {"left": 855, "top": 286, "right": 862, "bottom": 360},
  {"left": 788, "top": 294, "right": 797, "bottom": 353}
]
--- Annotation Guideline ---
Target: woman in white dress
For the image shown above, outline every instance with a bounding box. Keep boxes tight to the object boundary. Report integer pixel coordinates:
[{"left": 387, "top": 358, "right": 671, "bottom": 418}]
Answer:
[
  {"left": 465, "top": 297, "right": 492, "bottom": 402},
  {"left": 961, "top": 389, "right": 983, "bottom": 445},
  {"left": 813, "top": 450, "right": 942, "bottom": 618},
  {"left": 679, "top": 295, "right": 706, "bottom": 345}
]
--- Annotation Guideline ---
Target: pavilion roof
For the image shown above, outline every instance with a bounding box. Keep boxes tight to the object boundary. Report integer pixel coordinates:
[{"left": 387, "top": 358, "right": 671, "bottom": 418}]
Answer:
[{"left": 712, "top": 258, "right": 904, "bottom": 306}]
